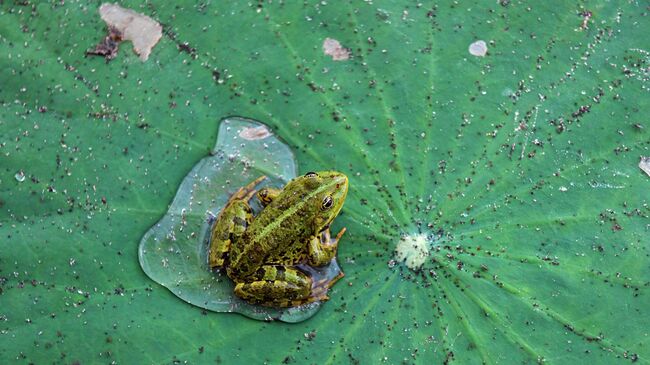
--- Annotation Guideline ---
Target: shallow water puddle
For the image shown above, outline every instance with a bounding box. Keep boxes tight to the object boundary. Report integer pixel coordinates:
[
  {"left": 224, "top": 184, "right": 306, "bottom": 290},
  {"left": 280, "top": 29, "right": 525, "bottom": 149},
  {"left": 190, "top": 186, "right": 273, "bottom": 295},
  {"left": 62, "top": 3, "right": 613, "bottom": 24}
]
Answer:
[{"left": 138, "top": 117, "right": 343, "bottom": 322}]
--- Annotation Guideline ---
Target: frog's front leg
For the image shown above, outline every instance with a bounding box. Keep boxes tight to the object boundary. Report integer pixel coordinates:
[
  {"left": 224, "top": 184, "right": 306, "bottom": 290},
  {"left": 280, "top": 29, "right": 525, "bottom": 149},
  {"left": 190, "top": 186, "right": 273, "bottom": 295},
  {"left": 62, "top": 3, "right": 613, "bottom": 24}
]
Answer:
[
  {"left": 209, "top": 176, "right": 266, "bottom": 268},
  {"left": 307, "top": 227, "right": 347, "bottom": 266},
  {"left": 234, "top": 265, "right": 313, "bottom": 307},
  {"left": 256, "top": 187, "right": 281, "bottom": 206}
]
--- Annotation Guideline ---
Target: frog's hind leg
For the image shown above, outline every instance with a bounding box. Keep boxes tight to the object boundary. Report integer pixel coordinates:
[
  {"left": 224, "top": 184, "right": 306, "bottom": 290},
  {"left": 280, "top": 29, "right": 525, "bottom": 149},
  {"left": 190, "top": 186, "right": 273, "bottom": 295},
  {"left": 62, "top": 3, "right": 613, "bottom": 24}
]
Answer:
[
  {"left": 234, "top": 265, "right": 313, "bottom": 307},
  {"left": 209, "top": 176, "right": 266, "bottom": 268},
  {"left": 256, "top": 187, "right": 281, "bottom": 206}
]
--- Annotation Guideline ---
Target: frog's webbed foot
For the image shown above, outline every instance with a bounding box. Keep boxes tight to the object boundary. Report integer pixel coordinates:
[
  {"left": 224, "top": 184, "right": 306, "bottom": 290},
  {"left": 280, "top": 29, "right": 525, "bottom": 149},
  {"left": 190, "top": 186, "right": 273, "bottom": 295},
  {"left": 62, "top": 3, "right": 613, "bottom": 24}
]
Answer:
[
  {"left": 282, "top": 270, "right": 344, "bottom": 307},
  {"left": 256, "top": 187, "right": 281, "bottom": 207},
  {"left": 310, "top": 270, "right": 345, "bottom": 301},
  {"left": 208, "top": 176, "right": 266, "bottom": 268}
]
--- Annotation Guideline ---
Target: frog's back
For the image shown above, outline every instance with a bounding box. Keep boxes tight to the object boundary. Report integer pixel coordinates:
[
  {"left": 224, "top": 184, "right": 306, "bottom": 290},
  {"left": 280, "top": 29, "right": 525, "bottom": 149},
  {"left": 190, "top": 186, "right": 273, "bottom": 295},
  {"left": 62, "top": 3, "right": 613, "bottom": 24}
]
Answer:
[{"left": 228, "top": 184, "right": 317, "bottom": 278}]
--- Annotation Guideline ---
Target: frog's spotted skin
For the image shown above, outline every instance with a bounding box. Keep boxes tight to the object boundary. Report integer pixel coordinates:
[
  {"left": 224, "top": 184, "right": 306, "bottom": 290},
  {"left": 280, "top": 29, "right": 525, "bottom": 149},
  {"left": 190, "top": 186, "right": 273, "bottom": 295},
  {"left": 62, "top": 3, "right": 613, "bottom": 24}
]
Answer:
[
  {"left": 256, "top": 187, "right": 281, "bottom": 206},
  {"left": 209, "top": 171, "right": 348, "bottom": 307}
]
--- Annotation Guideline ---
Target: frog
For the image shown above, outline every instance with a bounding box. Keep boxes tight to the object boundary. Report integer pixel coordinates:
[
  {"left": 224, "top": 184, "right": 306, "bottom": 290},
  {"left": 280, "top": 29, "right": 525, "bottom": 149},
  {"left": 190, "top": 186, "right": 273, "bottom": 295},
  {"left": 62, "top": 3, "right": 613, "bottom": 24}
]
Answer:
[{"left": 208, "top": 171, "right": 349, "bottom": 307}]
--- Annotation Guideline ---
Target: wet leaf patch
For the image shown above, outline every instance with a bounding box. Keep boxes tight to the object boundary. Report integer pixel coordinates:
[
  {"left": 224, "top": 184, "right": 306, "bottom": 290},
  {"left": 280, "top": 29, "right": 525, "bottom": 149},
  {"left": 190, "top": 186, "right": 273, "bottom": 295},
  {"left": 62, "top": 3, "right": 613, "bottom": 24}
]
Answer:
[{"left": 138, "top": 117, "right": 343, "bottom": 322}]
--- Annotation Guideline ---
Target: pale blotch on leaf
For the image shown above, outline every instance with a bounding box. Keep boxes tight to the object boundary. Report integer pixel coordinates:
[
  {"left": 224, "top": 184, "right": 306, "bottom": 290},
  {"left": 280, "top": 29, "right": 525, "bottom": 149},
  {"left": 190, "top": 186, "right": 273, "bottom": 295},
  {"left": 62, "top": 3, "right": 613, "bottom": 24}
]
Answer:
[
  {"left": 323, "top": 38, "right": 350, "bottom": 61},
  {"left": 469, "top": 40, "right": 488, "bottom": 57},
  {"left": 98, "top": 3, "right": 162, "bottom": 61},
  {"left": 640, "top": 156, "right": 650, "bottom": 177},
  {"left": 394, "top": 234, "right": 430, "bottom": 270}
]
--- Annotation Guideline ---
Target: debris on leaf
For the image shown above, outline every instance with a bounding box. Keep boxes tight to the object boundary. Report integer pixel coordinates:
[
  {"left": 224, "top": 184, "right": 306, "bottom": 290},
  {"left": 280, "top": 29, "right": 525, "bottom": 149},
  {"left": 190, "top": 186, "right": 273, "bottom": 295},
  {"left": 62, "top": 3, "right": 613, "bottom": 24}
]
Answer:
[
  {"left": 580, "top": 10, "right": 593, "bottom": 30},
  {"left": 239, "top": 126, "right": 272, "bottom": 140},
  {"left": 468, "top": 40, "right": 488, "bottom": 57},
  {"left": 323, "top": 38, "right": 350, "bottom": 61},
  {"left": 15, "top": 170, "right": 25, "bottom": 182},
  {"left": 86, "top": 25, "right": 122, "bottom": 61},
  {"left": 88, "top": 3, "right": 163, "bottom": 62},
  {"left": 640, "top": 156, "right": 650, "bottom": 177}
]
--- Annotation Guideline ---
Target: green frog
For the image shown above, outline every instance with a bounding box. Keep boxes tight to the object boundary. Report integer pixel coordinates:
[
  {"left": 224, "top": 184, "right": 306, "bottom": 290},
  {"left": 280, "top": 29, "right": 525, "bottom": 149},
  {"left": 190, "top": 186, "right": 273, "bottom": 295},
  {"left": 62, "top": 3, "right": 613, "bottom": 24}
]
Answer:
[{"left": 209, "top": 171, "right": 348, "bottom": 307}]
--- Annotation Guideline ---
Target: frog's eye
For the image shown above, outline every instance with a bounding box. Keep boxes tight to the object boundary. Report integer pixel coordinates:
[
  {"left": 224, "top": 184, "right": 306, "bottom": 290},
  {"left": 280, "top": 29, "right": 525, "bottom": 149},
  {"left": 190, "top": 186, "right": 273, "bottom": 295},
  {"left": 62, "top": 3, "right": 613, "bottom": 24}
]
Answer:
[
  {"left": 305, "top": 172, "right": 318, "bottom": 178},
  {"left": 258, "top": 188, "right": 268, "bottom": 197},
  {"left": 321, "top": 196, "right": 333, "bottom": 210}
]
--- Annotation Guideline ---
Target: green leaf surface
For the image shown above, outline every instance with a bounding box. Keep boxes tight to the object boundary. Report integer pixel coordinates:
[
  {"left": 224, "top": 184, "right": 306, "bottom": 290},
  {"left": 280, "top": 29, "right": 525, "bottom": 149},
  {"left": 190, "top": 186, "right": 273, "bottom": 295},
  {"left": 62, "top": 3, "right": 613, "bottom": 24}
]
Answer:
[{"left": 1, "top": 1, "right": 648, "bottom": 364}]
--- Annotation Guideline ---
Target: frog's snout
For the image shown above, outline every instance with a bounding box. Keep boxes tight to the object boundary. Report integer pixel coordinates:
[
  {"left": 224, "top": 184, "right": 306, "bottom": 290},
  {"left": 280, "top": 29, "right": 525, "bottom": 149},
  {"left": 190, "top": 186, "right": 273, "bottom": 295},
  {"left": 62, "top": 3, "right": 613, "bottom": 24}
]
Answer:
[
  {"left": 336, "top": 175, "right": 349, "bottom": 208},
  {"left": 321, "top": 171, "right": 348, "bottom": 201},
  {"left": 336, "top": 174, "right": 348, "bottom": 188},
  {"left": 335, "top": 174, "right": 349, "bottom": 196}
]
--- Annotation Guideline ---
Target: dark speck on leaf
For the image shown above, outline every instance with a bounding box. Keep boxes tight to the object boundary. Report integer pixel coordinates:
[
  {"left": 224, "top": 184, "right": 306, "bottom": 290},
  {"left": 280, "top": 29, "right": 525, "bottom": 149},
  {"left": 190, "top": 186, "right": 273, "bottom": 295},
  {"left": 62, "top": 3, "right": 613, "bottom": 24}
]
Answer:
[{"left": 178, "top": 42, "right": 197, "bottom": 58}]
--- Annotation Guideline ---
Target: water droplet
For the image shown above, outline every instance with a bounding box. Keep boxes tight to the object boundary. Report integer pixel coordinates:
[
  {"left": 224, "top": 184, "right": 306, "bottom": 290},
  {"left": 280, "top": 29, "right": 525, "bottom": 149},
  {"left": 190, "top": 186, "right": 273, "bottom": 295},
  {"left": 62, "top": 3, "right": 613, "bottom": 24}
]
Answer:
[{"left": 15, "top": 170, "right": 25, "bottom": 182}]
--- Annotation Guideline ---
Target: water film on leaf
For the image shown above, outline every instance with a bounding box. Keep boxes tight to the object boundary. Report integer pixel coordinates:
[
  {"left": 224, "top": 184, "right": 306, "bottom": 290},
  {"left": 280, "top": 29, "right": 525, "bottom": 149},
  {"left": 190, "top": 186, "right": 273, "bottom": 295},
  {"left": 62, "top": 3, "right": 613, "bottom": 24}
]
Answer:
[{"left": 139, "top": 117, "right": 343, "bottom": 322}]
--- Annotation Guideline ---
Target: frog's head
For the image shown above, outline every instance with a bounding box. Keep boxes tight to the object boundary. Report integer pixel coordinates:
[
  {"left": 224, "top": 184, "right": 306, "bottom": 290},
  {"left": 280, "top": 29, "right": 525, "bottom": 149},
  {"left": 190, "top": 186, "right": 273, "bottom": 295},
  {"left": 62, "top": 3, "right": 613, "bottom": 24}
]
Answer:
[{"left": 293, "top": 170, "right": 348, "bottom": 231}]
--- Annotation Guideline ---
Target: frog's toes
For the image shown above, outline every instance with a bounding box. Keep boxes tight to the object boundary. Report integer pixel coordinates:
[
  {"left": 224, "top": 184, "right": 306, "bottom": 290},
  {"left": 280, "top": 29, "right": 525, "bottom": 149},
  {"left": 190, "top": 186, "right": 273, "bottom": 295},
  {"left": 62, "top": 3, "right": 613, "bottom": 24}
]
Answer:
[
  {"left": 335, "top": 227, "right": 347, "bottom": 241},
  {"left": 313, "top": 293, "right": 330, "bottom": 302},
  {"left": 309, "top": 286, "right": 331, "bottom": 303},
  {"left": 312, "top": 271, "right": 344, "bottom": 291}
]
